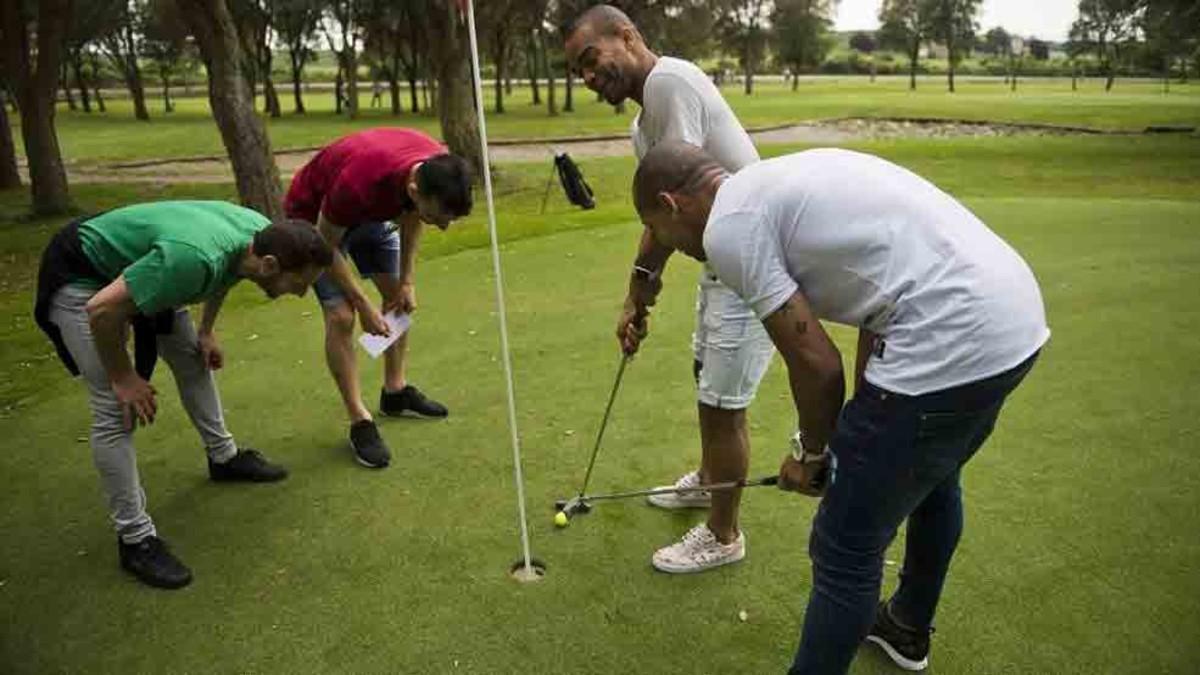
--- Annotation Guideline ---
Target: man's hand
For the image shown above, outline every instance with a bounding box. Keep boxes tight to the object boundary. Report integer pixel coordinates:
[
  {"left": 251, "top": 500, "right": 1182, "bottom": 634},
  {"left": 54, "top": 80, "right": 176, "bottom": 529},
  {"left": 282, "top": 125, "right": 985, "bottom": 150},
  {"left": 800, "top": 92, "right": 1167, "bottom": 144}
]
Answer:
[
  {"left": 112, "top": 374, "right": 158, "bottom": 430},
  {"left": 385, "top": 282, "right": 417, "bottom": 315},
  {"left": 357, "top": 301, "right": 391, "bottom": 337},
  {"left": 616, "top": 299, "right": 650, "bottom": 355},
  {"left": 198, "top": 330, "right": 224, "bottom": 370},
  {"left": 778, "top": 453, "right": 830, "bottom": 497}
]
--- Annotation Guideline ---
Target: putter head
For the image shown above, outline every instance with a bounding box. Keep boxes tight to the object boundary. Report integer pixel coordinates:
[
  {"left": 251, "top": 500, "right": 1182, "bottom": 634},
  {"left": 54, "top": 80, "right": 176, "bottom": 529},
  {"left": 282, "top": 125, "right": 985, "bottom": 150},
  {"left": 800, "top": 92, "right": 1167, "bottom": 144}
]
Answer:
[{"left": 556, "top": 497, "right": 592, "bottom": 518}]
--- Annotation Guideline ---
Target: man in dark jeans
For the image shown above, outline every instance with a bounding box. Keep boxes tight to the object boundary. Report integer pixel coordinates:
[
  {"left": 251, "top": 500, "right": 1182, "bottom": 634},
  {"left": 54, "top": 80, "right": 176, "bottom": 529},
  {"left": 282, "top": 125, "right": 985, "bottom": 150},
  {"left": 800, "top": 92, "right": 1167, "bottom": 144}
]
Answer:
[{"left": 632, "top": 142, "right": 1050, "bottom": 673}]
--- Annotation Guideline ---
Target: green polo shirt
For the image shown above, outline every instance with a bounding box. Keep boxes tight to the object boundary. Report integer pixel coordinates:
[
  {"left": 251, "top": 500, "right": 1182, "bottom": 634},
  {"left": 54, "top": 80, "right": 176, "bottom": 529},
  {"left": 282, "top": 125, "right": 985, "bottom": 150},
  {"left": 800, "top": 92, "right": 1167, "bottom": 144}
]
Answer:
[{"left": 78, "top": 201, "right": 269, "bottom": 314}]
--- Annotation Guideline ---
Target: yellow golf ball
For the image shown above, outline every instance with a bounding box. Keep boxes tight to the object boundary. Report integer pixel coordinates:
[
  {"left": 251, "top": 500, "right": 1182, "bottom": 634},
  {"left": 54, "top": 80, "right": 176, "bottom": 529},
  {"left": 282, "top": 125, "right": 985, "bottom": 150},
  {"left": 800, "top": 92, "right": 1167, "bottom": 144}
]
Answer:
[{"left": 554, "top": 511, "right": 569, "bottom": 528}]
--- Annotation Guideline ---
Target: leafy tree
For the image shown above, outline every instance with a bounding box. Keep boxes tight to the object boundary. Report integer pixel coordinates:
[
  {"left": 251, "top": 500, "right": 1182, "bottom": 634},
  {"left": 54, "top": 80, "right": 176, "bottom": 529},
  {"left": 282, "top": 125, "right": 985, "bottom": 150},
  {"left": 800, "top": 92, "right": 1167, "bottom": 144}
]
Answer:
[
  {"left": 717, "top": 0, "right": 773, "bottom": 95},
  {"left": 879, "top": 0, "right": 933, "bottom": 90},
  {"left": 101, "top": 0, "right": 153, "bottom": 120},
  {"left": 849, "top": 31, "right": 877, "bottom": 81},
  {"left": 143, "top": 0, "right": 194, "bottom": 113},
  {"left": 771, "top": 0, "right": 837, "bottom": 90},
  {"left": 927, "top": 0, "right": 981, "bottom": 92},
  {"left": 273, "top": 0, "right": 321, "bottom": 113},
  {"left": 176, "top": 0, "right": 283, "bottom": 217},
  {"left": 1069, "top": 0, "right": 1140, "bottom": 91},
  {"left": 1, "top": 0, "right": 73, "bottom": 213}
]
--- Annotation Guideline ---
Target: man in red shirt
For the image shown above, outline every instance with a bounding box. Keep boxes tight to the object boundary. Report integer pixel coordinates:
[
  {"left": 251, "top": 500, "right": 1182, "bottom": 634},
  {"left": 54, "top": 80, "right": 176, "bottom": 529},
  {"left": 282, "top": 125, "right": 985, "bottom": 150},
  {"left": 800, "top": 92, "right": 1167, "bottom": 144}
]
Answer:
[{"left": 285, "top": 128, "right": 473, "bottom": 468}]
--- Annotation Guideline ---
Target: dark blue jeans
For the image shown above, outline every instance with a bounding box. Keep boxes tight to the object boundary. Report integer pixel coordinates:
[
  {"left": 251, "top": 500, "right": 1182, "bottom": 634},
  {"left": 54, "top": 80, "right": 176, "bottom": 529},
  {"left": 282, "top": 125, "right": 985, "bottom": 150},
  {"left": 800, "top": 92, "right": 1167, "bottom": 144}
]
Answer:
[{"left": 789, "top": 353, "right": 1039, "bottom": 675}]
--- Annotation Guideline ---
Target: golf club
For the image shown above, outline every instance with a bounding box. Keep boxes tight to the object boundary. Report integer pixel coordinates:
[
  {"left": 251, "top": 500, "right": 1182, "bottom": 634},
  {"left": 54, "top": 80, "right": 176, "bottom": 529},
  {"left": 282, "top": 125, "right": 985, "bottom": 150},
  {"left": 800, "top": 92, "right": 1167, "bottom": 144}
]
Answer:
[
  {"left": 559, "top": 353, "right": 631, "bottom": 518},
  {"left": 555, "top": 475, "right": 781, "bottom": 522}
]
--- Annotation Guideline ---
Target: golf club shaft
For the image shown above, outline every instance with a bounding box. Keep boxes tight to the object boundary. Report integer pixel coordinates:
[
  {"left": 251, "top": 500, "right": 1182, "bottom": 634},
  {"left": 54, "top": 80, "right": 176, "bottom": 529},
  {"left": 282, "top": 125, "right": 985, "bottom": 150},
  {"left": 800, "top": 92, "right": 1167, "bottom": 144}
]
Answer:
[
  {"left": 579, "top": 475, "right": 779, "bottom": 503},
  {"left": 575, "top": 353, "right": 631, "bottom": 499}
]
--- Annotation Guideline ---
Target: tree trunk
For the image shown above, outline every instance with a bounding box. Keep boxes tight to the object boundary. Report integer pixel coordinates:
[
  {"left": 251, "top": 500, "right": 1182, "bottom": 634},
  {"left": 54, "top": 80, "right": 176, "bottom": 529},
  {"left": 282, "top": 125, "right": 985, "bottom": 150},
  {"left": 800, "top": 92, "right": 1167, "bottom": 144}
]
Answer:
[
  {"left": 389, "top": 52, "right": 402, "bottom": 115},
  {"left": 61, "top": 61, "right": 77, "bottom": 110},
  {"left": 2, "top": 0, "right": 71, "bottom": 213},
  {"left": 408, "top": 73, "right": 420, "bottom": 112},
  {"left": 870, "top": 56, "right": 876, "bottom": 83},
  {"left": 494, "top": 50, "right": 505, "bottom": 114},
  {"left": 1011, "top": 56, "right": 1019, "bottom": 91},
  {"left": 72, "top": 53, "right": 91, "bottom": 112},
  {"left": 564, "top": 64, "right": 574, "bottom": 112},
  {"left": 0, "top": 100, "right": 20, "bottom": 189},
  {"left": 505, "top": 73, "right": 512, "bottom": 95},
  {"left": 527, "top": 38, "right": 541, "bottom": 104},
  {"left": 335, "top": 68, "right": 344, "bottom": 114},
  {"left": 95, "top": 86, "right": 106, "bottom": 112},
  {"left": 264, "top": 77, "right": 281, "bottom": 117},
  {"left": 178, "top": 0, "right": 282, "bottom": 219},
  {"left": 428, "top": 0, "right": 481, "bottom": 175},
  {"left": 1072, "top": 62, "right": 1078, "bottom": 91},
  {"left": 947, "top": 35, "right": 956, "bottom": 93},
  {"left": 743, "top": 64, "right": 753, "bottom": 95},
  {"left": 791, "top": 71, "right": 798, "bottom": 91},
  {"left": 290, "top": 55, "right": 306, "bottom": 113},
  {"left": 540, "top": 30, "right": 557, "bottom": 116},
  {"left": 126, "top": 63, "right": 151, "bottom": 120},
  {"left": 909, "top": 42, "right": 918, "bottom": 90},
  {"left": 162, "top": 74, "right": 174, "bottom": 112},
  {"left": 343, "top": 52, "right": 359, "bottom": 119}
]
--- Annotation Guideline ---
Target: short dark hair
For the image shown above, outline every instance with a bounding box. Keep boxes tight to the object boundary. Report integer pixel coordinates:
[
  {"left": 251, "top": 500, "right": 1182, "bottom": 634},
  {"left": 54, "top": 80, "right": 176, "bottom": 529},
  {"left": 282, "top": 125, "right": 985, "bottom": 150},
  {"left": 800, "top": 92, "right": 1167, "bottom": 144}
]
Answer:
[
  {"left": 253, "top": 219, "right": 334, "bottom": 271},
  {"left": 633, "top": 142, "right": 725, "bottom": 217},
  {"left": 567, "top": 4, "right": 640, "bottom": 41},
  {"left": 416, "top": 154, "right": 474, "bottom": 218}
]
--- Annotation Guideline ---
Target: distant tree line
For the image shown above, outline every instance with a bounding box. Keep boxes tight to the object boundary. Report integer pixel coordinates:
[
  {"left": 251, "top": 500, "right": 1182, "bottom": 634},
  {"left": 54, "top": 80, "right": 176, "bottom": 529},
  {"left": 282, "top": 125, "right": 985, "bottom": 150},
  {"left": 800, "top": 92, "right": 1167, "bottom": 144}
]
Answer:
[{"left": 1, "top": 0, "right": 1197, "bottom": 216}]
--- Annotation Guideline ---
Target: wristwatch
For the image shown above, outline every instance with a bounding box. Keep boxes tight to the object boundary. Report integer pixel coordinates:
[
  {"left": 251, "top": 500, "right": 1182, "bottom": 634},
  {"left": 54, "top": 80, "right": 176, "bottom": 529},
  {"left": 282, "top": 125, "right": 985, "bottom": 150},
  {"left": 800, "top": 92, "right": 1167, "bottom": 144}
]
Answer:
[
  {"left": 790, "top": 430, "right": 827, "bottom": 464},
  {"left": 632, "top": 265, "right": 661, "bottom": 283}
]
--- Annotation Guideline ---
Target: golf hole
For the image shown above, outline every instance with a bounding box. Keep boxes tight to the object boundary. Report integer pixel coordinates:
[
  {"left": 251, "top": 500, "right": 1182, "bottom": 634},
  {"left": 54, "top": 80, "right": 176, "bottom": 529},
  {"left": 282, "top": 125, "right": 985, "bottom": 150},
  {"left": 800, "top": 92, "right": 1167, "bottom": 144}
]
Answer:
[{"left": 508, "top": 558, "right": 547, "bottom": 583}]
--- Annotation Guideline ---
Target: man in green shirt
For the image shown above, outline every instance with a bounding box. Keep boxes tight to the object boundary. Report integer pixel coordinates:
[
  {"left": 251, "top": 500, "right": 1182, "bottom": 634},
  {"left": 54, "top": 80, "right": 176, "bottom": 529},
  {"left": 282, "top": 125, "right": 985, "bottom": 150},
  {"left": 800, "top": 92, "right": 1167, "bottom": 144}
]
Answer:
[{"left": 34, "top": 201, "right": 334, "bottom": 590}]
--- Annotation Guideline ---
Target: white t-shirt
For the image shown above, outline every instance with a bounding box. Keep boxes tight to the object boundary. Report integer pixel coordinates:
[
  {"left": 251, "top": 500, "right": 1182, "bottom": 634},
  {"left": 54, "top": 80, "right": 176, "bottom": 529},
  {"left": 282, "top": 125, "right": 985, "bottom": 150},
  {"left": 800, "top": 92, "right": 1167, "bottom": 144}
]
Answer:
[
  {"left": 703, "top": 148, "right": 1050, "bottom": 396},
  {"left": 632, "top": 57, "right": 759, "bottom": 171}
]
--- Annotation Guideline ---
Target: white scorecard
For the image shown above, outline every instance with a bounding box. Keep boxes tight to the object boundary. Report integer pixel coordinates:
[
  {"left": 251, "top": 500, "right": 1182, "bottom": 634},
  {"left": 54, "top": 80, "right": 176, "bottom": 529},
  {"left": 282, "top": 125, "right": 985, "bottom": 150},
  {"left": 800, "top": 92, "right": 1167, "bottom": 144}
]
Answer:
[{"left": 357, "top": 311, "right": 412, "bottom": 358}]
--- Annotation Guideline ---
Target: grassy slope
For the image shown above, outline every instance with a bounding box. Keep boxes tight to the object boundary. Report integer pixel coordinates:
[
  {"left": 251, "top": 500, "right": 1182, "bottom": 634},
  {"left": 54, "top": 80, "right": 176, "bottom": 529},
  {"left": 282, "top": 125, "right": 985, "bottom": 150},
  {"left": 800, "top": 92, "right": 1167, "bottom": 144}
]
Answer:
[
  {"left": 0, "top": 134, "right": 1198, "bottom": 673},
  {"left": 8, "top": 78, "right": 1198, "bottom": 165}
]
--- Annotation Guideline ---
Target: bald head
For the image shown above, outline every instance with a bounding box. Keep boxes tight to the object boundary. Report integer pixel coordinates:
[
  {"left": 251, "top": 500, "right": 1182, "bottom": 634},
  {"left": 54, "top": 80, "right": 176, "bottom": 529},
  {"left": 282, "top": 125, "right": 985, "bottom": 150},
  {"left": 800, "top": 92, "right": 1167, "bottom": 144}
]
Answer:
[
  {"left": 567, "top": 4, "right": 640, "bottom": 41},
  {"left": 633, "top": 142, "right": 727, "bottom": 218}
]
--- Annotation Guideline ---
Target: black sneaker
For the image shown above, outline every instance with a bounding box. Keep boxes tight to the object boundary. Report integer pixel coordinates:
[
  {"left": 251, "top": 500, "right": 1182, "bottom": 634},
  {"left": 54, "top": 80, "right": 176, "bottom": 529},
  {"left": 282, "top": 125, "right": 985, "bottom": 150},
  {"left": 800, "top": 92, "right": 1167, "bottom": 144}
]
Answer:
[
  {"left": 866, "top": 601, "right": 932, "bottom": 671},
  {"left": 349, "top": 419, "right": 391, "bottom": 468},
  {"left": 208, "top": 448, "right": 289, "bottom": 482},
  {"left": 380, "top": 385, "right": 448, "bottom": 419},
  {"left": 118, "top": 536, "right": 193, "bottom": 589}
]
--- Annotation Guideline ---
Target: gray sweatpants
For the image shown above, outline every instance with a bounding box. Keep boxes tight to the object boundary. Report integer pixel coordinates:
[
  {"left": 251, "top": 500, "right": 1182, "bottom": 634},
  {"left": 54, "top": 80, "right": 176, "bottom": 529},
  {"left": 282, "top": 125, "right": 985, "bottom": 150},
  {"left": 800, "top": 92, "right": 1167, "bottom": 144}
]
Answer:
[{"left": 49, "top": 284, "right": 238, "bottom": 544}]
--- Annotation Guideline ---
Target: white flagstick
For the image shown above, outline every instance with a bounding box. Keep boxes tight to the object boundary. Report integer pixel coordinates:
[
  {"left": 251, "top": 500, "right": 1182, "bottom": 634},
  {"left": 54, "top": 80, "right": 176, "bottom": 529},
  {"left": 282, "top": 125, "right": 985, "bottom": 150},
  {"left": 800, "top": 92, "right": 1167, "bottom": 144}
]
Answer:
[{"left": 464, "top": 0, "right": 536, "bottom": 579}]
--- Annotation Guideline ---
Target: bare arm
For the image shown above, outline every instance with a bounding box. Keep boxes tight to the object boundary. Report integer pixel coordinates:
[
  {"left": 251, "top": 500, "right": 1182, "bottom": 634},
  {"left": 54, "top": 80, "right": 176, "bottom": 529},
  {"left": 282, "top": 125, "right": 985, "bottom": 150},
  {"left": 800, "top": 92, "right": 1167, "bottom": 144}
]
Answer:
[
  {"left": 398, "top": 216, "right": 422, "bottom": 285},
  {"left": 317, "top": 209, "right": 389, "bottom": 335},
  {"left": 197, "top": 286, "right": 231, "bottom": 370},
  {"left": 617, "top": 229, "right": 675, "bottom": 354},
  {"left": 761, "top": 292, "right": 845, "bottom": 455},
  {"left": 85, "top": 276, "right": 157, "bottom": 427}
]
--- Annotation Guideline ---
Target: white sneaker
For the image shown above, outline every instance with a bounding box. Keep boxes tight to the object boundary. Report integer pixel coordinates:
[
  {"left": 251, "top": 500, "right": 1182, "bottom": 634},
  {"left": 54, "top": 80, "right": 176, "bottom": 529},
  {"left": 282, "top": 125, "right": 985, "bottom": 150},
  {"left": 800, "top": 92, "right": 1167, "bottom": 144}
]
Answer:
[
  {"left": 652, "top": 523, "right": 746, "bottom": 574},
  {"left": 646, "top": 470, "right": 712, "bottom": 509}
]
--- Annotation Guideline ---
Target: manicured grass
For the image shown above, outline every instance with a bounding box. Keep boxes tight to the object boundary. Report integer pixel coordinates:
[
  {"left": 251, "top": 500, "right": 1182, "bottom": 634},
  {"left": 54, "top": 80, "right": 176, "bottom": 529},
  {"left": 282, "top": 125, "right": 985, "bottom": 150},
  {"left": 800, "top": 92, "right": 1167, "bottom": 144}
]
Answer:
[
  {"left": 1, "top": 133, "right": 1198, "bottom": 672},
  {"left": 9, "top": 76, "right": 1199, "bottom": 165}
]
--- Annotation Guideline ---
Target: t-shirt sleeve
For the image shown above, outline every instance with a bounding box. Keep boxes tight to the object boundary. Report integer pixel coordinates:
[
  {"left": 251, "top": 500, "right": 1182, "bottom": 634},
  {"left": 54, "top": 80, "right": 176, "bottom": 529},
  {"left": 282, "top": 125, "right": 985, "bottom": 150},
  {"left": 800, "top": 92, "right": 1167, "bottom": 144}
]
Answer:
[
  {"left": 642, "top": 73, "right": 706, "bottom": 147},
  {"left": 122, "top": 243, "right": 215, "bottom": 314},
  {"left": 704, "top": 211, "right": 798, "bottom": 320}
]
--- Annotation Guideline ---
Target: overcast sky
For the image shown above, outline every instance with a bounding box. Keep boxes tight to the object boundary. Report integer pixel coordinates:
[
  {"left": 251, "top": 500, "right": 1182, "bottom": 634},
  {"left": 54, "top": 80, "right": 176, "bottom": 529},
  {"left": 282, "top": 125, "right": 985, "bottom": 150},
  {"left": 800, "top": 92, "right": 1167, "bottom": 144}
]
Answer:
[{"left": 834, "top": 0, "right": 1080, "bottom": 41}]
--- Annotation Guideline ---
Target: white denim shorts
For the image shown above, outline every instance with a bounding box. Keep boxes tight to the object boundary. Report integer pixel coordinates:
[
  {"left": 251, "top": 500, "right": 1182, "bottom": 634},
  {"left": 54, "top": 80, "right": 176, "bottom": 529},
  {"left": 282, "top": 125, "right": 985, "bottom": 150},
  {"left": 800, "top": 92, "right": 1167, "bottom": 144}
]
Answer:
[{"left": 691, "top": 267, "right": 775, "bottom": 410}]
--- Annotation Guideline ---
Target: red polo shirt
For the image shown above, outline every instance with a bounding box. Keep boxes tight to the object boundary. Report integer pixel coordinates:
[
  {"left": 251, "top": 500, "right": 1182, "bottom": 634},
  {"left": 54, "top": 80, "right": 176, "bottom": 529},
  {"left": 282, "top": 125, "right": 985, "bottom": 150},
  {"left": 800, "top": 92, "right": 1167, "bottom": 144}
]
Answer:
[{"left": 284, "top": 128, "right": 446, "bottom": 228}]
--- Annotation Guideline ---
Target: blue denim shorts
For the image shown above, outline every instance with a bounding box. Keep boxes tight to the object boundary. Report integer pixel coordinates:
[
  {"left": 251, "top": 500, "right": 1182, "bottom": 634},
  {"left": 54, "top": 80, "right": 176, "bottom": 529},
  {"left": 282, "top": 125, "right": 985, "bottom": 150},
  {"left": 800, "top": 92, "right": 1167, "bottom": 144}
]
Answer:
[{"left": 312, "top": 221, "right": 401, "bottom": 306}]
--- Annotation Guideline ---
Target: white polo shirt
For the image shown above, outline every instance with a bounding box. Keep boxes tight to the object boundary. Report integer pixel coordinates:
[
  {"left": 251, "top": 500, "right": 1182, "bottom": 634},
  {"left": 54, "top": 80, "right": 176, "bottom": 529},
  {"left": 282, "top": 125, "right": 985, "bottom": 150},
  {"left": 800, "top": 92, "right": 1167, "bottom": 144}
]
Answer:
[
  {"left": 703, "top": 148, "right": 1050, "bottom": 396},
  {"left": 632, "top": 56, "right": 759, "bottom": 171}
]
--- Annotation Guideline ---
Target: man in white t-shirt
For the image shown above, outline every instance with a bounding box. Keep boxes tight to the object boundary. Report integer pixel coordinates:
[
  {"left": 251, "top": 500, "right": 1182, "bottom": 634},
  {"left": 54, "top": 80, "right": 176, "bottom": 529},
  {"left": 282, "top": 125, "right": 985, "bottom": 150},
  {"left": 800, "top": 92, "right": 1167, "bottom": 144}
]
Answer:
[
  {"left": 564, "top": 4, "right": 776, "bottom": 574},
  {"left": 633, "top": 142, "right": 1048, "bottom": 674}
]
